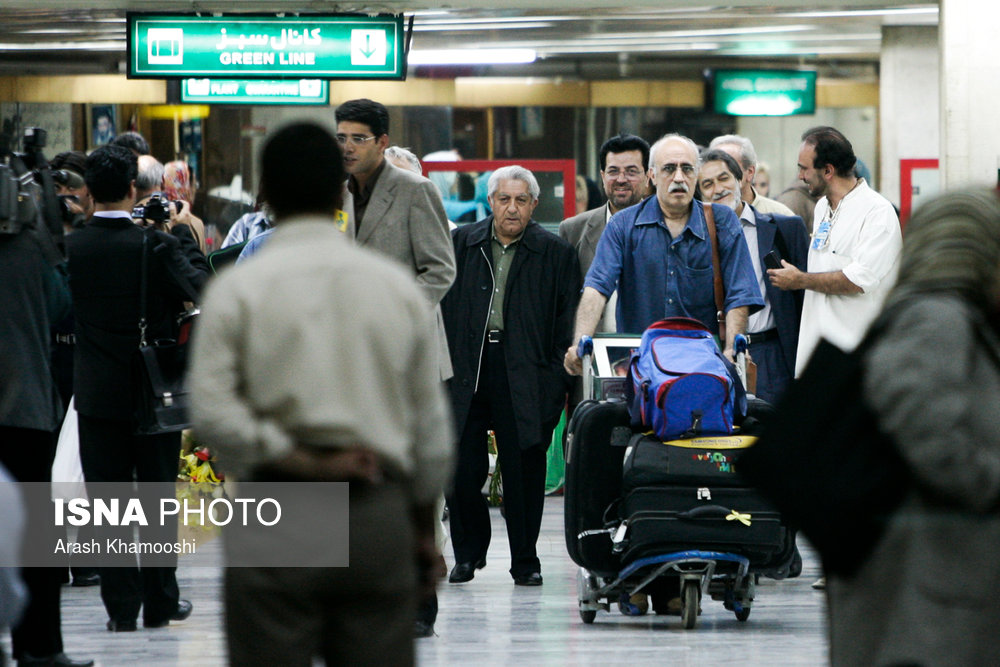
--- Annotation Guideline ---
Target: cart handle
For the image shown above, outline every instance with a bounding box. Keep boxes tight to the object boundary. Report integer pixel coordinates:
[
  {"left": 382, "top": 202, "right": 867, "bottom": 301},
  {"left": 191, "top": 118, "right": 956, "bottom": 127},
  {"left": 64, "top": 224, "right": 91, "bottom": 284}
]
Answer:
[{"left": 733, "top": 333, "right": 748, "bottom": 355}]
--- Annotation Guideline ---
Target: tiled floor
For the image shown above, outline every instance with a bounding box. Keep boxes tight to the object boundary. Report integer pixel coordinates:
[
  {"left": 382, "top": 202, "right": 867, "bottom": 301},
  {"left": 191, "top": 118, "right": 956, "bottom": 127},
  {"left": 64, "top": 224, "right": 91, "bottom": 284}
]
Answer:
[{"left": 3, "top": 497, "right": 829, "bottom": 666}]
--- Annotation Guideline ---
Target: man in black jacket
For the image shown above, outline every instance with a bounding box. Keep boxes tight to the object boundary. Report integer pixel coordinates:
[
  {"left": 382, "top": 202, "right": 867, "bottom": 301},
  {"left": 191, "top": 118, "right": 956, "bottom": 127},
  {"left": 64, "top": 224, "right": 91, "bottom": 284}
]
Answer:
[
  {"left": 66, "top": 144, "right": 208, "bottom": 633},
  {"left": 0, "top": 199, "right": 92, "bottom": 666},
  {"left": 442, "top": 165, "right": 580, "bottom": 586}
]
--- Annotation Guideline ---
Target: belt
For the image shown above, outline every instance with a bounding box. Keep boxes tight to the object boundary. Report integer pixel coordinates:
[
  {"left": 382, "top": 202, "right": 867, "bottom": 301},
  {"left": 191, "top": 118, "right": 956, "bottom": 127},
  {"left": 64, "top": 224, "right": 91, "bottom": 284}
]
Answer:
[
  {"left": 487, "top": 329, "right": 503, "bottom": 344},
  {"left": 54, "top": 333, "right": 76, "bottom": 345},
  {"left": 744, "top": 329, "right": 779, "bottom": 346}
]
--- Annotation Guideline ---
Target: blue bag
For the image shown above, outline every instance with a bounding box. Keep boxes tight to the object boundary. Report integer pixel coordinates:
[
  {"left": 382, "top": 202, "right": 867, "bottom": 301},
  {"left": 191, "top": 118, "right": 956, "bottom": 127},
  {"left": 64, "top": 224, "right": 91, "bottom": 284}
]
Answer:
[{"left": 627, "top": 318, "right": 744, "bottom": 440}]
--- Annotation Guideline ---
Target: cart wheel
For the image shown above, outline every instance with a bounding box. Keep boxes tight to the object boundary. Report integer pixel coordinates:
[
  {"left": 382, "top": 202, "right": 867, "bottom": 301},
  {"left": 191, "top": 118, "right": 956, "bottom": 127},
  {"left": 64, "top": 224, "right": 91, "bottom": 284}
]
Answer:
[
  {"left": 735, "top": 606, "right": 751, "bottom": 622},
  {"left": 580, "top": 609, "right": 597, "bottom": 624},
  {"left": 681, "top": 580, "right": 700, "bottom": 629}
]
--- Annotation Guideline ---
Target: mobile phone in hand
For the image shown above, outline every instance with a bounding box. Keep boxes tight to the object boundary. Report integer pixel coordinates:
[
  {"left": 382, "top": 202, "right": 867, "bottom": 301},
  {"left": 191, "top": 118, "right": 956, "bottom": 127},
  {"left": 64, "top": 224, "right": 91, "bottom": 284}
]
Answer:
[{"left": 764, "top": 250, "right": 782, "bottom": 270}]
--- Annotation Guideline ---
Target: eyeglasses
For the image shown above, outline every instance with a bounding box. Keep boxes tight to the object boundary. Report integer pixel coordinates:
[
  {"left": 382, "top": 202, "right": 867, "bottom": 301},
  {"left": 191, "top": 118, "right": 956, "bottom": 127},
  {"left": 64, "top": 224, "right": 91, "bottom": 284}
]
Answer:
[
  {"left": 604, "top": 167, "right": 645, "bottom": 180},
  {"left": 657, "top": 163, "right": 696, "bottom": 177},
  {"left": 493, "top": 194, "right": 534, "bottom": 207},
  {"left": 335, "top": 134, "right": 378, "bottom": 147}
]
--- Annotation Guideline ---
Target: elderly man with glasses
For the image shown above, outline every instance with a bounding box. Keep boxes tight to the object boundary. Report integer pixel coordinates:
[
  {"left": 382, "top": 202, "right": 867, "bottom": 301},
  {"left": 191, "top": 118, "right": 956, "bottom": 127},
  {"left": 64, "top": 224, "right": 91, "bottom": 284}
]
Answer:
[{"left": 564, "top": 133, "right": 762, "bottom": 374}]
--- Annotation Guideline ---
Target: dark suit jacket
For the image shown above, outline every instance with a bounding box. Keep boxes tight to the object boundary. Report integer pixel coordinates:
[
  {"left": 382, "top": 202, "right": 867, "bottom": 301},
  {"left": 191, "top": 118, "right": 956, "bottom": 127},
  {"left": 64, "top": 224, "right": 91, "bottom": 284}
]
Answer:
[
  {"left": 443, "top": 217, "right": 581, "bottom": 448},
  {"left": 558, "top": 204, "right": 608, "bottom": 280},
  {"left": 751, "top": 206, "right": 809, "bottom": 376},
  {"left": 67, "top": 216, "right": 209, "bottom": 420}
]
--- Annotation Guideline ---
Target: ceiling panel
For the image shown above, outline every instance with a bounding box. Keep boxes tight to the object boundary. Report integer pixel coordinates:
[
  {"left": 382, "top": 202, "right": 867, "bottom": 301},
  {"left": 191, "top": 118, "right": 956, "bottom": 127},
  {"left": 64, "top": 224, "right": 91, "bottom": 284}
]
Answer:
[{"left": 0, "top": 2, "right": 938, "bottom": 77}]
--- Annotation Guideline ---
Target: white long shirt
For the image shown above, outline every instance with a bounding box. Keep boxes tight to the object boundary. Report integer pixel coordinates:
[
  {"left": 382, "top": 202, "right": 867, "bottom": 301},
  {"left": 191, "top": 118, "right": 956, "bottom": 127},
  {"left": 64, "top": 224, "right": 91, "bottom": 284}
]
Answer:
[{"left": 795, "top": 180, "right": 902, "bottom": 375}]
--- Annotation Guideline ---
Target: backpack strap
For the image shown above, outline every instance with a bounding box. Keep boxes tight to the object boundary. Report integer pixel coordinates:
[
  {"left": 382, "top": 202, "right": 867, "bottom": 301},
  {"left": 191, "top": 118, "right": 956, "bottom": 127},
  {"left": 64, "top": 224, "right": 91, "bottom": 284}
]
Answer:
[{"left": 702, "top": 203, "right": 726, "bottom": 344}]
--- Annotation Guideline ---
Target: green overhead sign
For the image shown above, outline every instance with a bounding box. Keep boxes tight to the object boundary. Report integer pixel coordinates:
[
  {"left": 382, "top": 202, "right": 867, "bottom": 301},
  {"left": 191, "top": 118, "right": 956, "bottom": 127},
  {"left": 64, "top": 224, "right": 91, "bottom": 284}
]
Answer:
[
  {"left": 181, "top": 78, "right": 329, "bottom": 105},
  {"left": 713, "top": 69, "right": 817, "bottom": 116},
  {"left": 128, "top": 14, "right": 406, "bottom": 80}
]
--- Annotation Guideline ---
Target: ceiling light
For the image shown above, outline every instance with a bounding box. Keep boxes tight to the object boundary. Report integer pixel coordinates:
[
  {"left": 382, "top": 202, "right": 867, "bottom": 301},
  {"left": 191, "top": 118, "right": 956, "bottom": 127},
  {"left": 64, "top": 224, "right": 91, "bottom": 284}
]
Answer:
[
  {"left": 780, "top": 7, "right": 938, "bottom": 19},
  {"left": 408, "top": 49, "right": 537, "bottom": 65},
  {"left": 0, "top": 41, "right": 123, "bottom": 51},
  {"left": 412, "top": 22, "right": 554, "bottom": 32}
]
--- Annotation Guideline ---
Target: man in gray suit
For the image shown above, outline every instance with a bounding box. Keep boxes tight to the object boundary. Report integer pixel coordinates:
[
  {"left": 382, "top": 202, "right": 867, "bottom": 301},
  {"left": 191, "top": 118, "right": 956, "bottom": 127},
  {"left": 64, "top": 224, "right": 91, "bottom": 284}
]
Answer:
[
  {"left": 559, "top": 133, "right": 651, "bottom": 279},
  {"left": 335, "top": 98, "right": 456, "bottom": 638},
  {"left": 335, "top": 98, "right": 456, "bottom": 381},
  {"left": 559, "top": 133, "right": 650, "bottom": 335}
]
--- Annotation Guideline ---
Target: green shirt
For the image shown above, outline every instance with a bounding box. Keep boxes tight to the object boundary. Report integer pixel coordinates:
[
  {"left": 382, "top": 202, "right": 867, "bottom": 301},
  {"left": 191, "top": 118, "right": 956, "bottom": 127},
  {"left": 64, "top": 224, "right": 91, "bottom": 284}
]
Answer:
[{"left": 487, "top": 226, "right": 522, "bottom": 331}]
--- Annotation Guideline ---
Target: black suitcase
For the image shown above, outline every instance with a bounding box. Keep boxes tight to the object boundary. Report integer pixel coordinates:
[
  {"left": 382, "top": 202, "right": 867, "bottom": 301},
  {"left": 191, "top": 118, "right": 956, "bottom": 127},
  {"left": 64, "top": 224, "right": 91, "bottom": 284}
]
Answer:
[
  {"left": 564, "top": 400, "right": 630, "bottom": 576},
  {"left": 621, "top": 433, "right": 755, "bottom": 492},
  {"left": 618, "top": 485, "right": 793, "bottom": 570}
]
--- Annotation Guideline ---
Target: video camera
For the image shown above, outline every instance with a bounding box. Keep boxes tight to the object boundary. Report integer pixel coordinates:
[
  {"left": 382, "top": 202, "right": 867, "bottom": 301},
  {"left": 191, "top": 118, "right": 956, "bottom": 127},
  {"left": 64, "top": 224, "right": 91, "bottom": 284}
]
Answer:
[{"left": 0, "top": 126, "right": 73, "bottom": 242}]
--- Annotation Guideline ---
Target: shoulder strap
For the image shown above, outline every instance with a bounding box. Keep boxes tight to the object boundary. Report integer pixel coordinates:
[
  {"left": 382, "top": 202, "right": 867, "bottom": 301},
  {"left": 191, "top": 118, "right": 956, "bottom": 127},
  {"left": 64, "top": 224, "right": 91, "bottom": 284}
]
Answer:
[
  {"left": 138, "top": 231, "right": 149, "bottom": 347},
  {"left": 702, "top": 203, "right": 726, "bottom": 343}
]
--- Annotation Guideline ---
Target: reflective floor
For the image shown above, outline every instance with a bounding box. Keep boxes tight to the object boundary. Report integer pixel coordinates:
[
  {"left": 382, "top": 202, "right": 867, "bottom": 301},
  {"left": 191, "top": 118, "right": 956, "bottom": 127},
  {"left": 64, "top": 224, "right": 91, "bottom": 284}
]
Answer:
[{"left": 3, "top": 497, "right": 829, "bottom": 666}]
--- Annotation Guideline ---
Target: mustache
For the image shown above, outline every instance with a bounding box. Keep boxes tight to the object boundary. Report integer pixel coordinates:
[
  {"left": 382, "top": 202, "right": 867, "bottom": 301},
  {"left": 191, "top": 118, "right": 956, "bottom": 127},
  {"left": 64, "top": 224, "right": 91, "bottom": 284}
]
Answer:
[
  {"left": 668, "top": 182, "right": 690, "bottom": 193},
  {"left": 712, "top": 190, "right": 733, "bottom": 201}
]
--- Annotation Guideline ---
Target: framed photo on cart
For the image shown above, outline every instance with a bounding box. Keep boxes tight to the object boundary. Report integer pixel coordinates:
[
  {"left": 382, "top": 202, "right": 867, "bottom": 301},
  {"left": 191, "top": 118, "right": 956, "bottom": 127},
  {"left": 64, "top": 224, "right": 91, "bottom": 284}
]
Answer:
[{"left": 89, "top": 105, "right": 116, "bottom": 148}]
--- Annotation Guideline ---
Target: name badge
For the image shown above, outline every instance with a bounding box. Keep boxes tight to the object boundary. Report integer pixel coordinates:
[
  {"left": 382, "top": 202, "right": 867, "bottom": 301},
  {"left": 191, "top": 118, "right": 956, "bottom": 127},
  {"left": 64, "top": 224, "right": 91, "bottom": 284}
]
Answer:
[{"left": 811, "top": 219, "right": 831, "bottom": 251}]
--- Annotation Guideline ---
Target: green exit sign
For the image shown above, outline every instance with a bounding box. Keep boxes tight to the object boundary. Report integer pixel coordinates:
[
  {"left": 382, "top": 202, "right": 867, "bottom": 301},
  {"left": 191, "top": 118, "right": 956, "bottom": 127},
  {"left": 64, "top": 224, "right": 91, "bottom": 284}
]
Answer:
[
  {"left": 713, "top": 69, "right": 817, "bottom": 116},
  {"left": 128, "top": 13, "right": 406, "bottom": 80},
  {"left": 181, "top": 78, "right": 329, "bottom": 105}
]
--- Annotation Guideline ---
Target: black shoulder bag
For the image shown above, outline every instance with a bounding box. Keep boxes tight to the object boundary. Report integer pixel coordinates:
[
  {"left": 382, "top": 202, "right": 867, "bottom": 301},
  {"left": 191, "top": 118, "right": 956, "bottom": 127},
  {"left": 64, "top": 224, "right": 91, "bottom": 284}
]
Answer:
[
  {"left": 737, "top": 306, "right": 908, "bottom": 577},
  {"left": 133, "top": 232, "right": 196, "bottom": 435}
]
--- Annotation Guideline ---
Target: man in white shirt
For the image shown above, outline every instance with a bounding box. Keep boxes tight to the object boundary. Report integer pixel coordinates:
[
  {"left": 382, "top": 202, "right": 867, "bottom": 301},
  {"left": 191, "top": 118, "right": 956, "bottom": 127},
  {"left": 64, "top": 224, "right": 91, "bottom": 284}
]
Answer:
[
  {"left": 769, "top": 125, "right": 902, "bottom": 376},
  {"left": 190, "top": 123, "right": 453, "bottom": 664}
]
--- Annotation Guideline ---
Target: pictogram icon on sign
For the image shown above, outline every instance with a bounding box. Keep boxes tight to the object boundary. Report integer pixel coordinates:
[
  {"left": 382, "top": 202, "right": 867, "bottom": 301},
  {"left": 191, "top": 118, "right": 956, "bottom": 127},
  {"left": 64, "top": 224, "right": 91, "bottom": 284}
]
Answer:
[
  {"left": 147, "top": 28, "right": 184, "bottom": 64},
  {"left": 351, "top": 29, "right": 387, "bottom": 66}
]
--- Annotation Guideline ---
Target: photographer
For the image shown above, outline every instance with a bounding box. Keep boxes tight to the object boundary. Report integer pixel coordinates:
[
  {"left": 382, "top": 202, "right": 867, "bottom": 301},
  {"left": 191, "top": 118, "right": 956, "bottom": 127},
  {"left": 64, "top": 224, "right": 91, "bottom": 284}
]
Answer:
[
  {"left": 50, "top": 151, "right": 93, "bottom": 228},
  {"left": 134, "top": 154, "right": 207, "bottom": 253},
  {"left": 0, "top": 156, "right": 92, "bottom": 665},
  {"left": 67, "top": 144, "right": 208, "bottom": 633}
]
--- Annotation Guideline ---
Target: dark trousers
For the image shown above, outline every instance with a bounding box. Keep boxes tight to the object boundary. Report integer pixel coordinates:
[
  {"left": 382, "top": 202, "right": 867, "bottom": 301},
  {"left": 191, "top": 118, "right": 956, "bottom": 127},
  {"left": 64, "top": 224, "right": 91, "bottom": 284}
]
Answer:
[
  {"left": 747, "top": 337, "right": 791, "bottom": 406},
  {"left": 0, "top": 426, "right": 63, "bottom": 660},
  {"left": 77, "top": 415, "right": 180, "bottom": 625},
  {"left": 225, "top": 480, "right": 417, "bottom": 667},
  {"left": 447, "top": 341, "right": 548, "bottom": 577}
]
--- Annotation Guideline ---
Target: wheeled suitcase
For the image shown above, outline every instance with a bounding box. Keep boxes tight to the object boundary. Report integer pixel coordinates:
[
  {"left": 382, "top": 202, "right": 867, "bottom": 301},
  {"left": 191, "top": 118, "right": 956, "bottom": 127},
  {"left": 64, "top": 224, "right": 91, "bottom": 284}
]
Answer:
[
  {"left": 617, "top": 485, "right": 794, "bottom": 571},
  {"left": 564, "top": 399, "right": 629, "bottom": 577}
]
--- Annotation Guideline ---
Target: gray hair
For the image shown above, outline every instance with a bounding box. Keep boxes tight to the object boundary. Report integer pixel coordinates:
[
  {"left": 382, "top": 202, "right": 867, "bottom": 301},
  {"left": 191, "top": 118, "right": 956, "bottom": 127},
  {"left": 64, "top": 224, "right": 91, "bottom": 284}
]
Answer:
[
  {"left": 384, "top": 145, "right": 422, "bottom": 175},
  {"left": 136, "top": 154, "right": 164, "bottom": 193},
  {"left": 709, "top": 134, "right": 758, "bottom": 172},
  {"left": 648, "top": 133, "right": 700, "bottom": 172},
  {"left": 487, "top": 165, "right": 540, "bottom": 200}
]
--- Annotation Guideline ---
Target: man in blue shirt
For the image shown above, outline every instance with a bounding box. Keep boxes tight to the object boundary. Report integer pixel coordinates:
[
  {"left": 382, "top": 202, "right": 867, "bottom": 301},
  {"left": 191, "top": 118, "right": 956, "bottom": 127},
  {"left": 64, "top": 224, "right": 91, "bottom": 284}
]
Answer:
[{"left": 564, "top": 133, "right": 762, "bottom": 374}]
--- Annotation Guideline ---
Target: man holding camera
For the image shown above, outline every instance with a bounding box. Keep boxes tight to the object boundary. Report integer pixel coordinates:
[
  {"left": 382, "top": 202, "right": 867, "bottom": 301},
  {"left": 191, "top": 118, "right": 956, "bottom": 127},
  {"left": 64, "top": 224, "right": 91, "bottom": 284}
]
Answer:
[
  {"left": 66, "top": 144, "right": 208, "bottom": 633},
  {"left": 0, "top": 163, "right": 92, "bottom": 666},
  {"left": 134, "top": 155, "right": 207, "bottom": 253}
]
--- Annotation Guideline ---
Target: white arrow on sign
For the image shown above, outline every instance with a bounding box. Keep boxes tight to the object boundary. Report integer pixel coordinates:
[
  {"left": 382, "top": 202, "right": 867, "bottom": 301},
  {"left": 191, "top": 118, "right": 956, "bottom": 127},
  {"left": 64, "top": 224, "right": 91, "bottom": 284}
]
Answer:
[{"left": 350, "top": 29, "right": 387, "bottom": 66}]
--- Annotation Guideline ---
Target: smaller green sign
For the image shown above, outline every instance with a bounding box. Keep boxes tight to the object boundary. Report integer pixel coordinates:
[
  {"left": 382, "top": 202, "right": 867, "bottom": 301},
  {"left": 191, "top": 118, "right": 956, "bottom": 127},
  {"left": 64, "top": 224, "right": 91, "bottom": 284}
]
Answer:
[
  {"left": 181, "top": 78, "right": 329, "bottom": 105},
  {"left": 713, "top": 69, "right": 817, "bottom": 117}
]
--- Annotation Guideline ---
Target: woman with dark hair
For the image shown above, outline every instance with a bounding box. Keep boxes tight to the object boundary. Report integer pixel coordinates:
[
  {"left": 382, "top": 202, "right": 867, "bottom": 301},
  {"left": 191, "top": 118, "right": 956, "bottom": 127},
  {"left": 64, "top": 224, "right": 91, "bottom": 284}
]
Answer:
[{"left": 829, "top": 188, "right": 1000, "bottom": 666}]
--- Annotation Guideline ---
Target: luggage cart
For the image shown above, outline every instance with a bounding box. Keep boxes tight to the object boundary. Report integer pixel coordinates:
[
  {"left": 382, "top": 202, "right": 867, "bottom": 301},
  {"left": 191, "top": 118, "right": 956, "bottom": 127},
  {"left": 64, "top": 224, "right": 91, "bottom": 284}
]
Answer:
[{"left": 570, "top": 333, "right": 775, "bottom": 629}]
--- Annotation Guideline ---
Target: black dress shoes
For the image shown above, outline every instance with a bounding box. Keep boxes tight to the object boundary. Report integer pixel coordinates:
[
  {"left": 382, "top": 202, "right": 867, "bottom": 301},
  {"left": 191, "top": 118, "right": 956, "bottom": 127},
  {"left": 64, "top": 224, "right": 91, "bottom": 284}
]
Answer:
[
  {"left": 70, "top": 572, "right": 100, "bottom": 587},
  {"left": 513, "top": 572, "right": 543, "bottom": 586},
  {"left": 106, "top": 619, "right": 137, "bottom": 632},
  {"left": 17, "top": 651, "right": 95, "bottom": 666},
  {"left": 448, "top": 556, "right": 487, "bottom": 583},
  {"left": 145, "top": 599, "right": 193, "bottom": 628}
]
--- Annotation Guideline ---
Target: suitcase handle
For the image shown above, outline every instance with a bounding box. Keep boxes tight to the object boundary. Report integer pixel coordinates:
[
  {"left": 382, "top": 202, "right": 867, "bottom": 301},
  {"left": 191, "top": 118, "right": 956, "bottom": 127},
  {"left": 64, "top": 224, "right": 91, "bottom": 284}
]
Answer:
[{"left": 677, "top": 505, "right": 732, "bottom": 520}]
